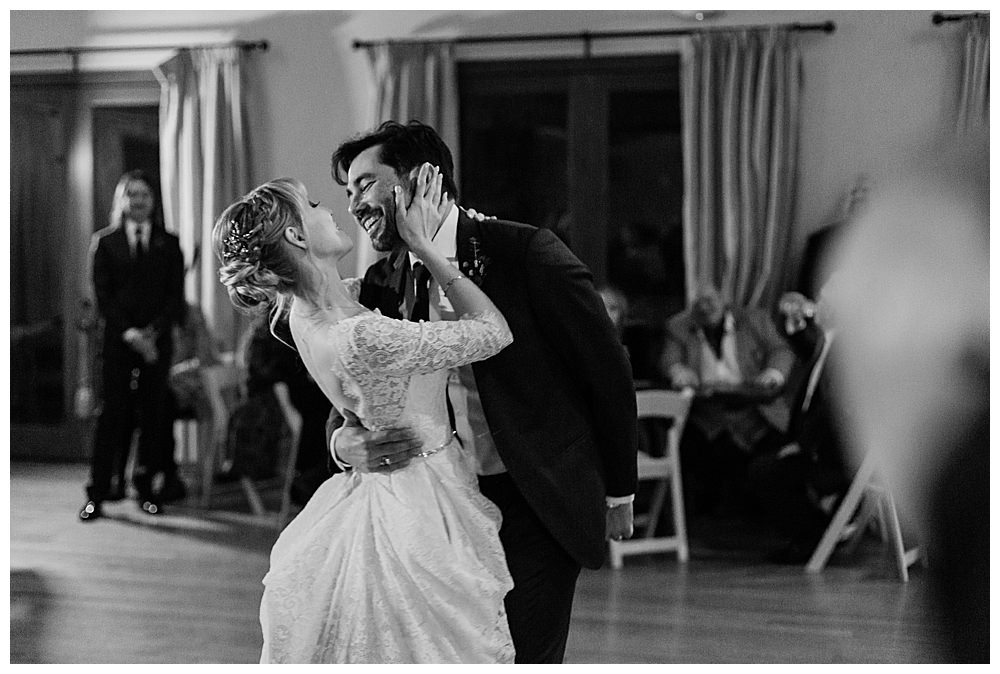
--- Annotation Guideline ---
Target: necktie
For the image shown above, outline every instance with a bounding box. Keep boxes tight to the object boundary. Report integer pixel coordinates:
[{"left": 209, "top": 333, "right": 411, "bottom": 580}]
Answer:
[
  {"left": 410, "top": 262, "right": 431, "bottom": 321},
  {"left": 131, "top": 224, "right": 148, "bottom": 260}
]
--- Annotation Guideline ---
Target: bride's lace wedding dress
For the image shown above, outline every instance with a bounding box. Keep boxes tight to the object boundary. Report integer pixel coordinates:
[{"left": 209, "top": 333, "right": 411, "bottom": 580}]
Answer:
[{"left": 258, "top": 282, "right": 515, "bottom": 664}]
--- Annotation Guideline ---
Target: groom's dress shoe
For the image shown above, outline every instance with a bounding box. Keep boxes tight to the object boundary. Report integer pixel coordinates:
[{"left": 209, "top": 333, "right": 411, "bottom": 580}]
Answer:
[{"left": 79, "top": 500, "right": 103, "bottom": 521}]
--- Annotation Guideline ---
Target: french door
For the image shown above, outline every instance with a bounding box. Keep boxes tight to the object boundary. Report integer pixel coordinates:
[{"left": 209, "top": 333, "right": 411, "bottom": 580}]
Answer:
[{"left": 459, "top": 55, "right": 684, "bottom": 378}]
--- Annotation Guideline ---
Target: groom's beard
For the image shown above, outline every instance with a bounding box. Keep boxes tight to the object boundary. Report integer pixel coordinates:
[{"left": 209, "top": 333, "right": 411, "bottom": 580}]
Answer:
[{"left": 356, "top": 205, "right": 402, "bottom": 252}]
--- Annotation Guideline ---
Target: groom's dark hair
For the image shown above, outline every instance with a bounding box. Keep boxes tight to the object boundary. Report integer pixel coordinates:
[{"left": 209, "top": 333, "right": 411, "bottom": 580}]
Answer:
[{"left": 331, "top": 120, "right": 459, "bottom": 202}]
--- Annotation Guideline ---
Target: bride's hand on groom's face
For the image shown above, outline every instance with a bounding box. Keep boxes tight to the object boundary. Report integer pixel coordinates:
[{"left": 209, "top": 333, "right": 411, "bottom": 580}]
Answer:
[
  {"left": 337, "top": 425, "right": 423, "bottom": 473},
  {"left": 396, "top": 163, "right": 448, "bottom": 253}
]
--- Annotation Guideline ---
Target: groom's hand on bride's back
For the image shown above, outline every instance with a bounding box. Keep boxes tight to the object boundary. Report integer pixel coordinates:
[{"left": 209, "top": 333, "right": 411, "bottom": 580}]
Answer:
[{"left": 334, "top": 425, "right": 424, "bottom": 473}]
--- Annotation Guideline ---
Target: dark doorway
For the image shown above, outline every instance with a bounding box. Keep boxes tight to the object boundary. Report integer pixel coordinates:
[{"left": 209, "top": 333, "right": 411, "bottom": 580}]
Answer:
[{"left": 459, "top": 56, "right": 684, "bottom": 379}]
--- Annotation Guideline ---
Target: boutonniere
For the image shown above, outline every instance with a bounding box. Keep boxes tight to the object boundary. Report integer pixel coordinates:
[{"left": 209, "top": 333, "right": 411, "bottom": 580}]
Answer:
[{"left": 463, "top": 236, "right": 491, "bottom": 287}]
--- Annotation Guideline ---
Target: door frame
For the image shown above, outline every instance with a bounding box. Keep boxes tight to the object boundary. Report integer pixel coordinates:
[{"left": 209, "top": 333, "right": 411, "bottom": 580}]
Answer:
[{"left": 11, "top": 70, "right": 160, "bottom": 459}]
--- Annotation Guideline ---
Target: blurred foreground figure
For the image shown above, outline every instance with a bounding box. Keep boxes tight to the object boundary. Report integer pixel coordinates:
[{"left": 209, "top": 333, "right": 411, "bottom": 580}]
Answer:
[{"left": 830, "top": 131, "right": 988, "bottom": 663}]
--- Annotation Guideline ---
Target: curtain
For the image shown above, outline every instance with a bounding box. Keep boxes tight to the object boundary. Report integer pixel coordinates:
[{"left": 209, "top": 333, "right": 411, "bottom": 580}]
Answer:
[
  {"left": 356, "top": 42, "right": 458, "bottom": 276},
  {"left": 681, "top": 28, "right": 801, "bottom": 309},
  {"left": 155, "top": 47, "right": 253, "bottom": 351},
  {"left": 958, "top": 16, "right": 989, "bottom": 131}
]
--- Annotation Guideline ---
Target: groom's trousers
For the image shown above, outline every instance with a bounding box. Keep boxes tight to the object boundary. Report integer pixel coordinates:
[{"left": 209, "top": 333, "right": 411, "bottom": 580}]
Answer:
[{"left": 479, "top": 472, "right": 582, "bottom": 664}]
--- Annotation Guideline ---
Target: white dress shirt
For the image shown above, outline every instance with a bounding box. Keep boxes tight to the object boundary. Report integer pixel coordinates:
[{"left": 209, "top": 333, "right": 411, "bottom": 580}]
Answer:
[
  {"left": 125, "top": 218, "right": 150, "bottom": 256},
  {"left": 410, "top": 206, "right": 507, "bottom": 476}
]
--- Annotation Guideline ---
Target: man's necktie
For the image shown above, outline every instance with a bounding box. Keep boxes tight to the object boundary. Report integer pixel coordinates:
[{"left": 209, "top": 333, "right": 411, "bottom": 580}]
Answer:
[{"left": 410, "top": 262, "right": 431, "bottom": 321}]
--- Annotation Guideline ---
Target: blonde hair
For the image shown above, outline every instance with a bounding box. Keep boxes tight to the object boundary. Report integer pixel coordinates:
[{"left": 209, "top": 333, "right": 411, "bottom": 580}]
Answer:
[{"left": 213, "top": 178, "right": 310, "bottom": 316}]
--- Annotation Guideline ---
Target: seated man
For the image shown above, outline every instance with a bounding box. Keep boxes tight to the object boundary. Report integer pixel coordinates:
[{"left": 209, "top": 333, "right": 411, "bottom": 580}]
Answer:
[{"left": 659, "top": 283, "right": 794, "bottom": 513}]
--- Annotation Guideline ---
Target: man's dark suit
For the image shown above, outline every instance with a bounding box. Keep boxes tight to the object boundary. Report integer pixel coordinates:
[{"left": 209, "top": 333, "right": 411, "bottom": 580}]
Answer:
[
  {"left": 88, "top": 224, "right": 185, "bottom": 502},
  {"left": 347, "top": 210, "right": 638, "bottom": 662}
]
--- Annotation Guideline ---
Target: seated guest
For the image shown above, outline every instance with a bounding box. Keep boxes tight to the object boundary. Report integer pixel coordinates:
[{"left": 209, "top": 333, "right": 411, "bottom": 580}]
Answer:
[
  {"left": 776, "top": 290, "right": 826, "bottom": 419},
  {"left": 162, "top": 302, "right": 221, "bottom": 501},
  {"left": 659, "top": 282, "right": 794, "bottom": 513},
  {"left": 232, "top": 314, "right": 337, "bottom": 505},
  {"left": 777, "top": 291, "right": 822, "bottom": 359},
  {"left": 747, "top": 279, "right": 852, "bottom": 563}
]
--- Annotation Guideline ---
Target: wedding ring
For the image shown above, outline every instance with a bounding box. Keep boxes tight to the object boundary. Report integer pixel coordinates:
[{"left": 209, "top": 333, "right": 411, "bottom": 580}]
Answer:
[{"left": 379, "top": 456, "right": 392, "bottom": 467}]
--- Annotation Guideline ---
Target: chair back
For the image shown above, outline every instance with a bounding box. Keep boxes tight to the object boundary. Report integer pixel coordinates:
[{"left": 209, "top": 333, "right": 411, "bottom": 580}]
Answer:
[
  {"left": 636, "top": 387, "right": 693, "bottom": 420},
  {"left": 200, "top": 363, "right": 246, "bottom": 442},
  {"left": 636, "top": 388, "right": 694, "bottom": 454},
  {"left": 610, "top": 387, "right": 696, "bottom": 566}
]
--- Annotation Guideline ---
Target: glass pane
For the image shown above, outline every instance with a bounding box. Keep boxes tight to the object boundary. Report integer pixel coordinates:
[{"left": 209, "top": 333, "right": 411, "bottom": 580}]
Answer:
[
  {"left": 459, "top": 91, "right": 570, "bottom": 245},
  {"left": 607, "top": 89, "right": 684, "bottom": 380}
]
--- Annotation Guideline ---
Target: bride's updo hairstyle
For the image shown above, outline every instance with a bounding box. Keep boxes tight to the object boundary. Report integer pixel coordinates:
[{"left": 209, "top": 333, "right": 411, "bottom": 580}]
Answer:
[{"left": 213, "top": 178, "right": 308, "bottom": 314}]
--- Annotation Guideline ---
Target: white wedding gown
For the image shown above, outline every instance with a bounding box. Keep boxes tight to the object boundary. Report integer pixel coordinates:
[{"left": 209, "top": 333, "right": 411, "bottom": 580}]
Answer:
[{"left": 258, "top": 285, "right": 515, "bottom": 664}]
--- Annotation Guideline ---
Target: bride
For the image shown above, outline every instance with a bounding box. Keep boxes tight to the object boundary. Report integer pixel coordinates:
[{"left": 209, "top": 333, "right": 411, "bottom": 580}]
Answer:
[{"left": 212, "top": 164, "right": 515, "bottom": 663}]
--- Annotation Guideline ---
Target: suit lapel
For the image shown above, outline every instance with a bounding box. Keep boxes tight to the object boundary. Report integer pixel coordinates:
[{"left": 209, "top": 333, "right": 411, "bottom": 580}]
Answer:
[{"left": 359, "top": 250, "right": 408, "bottom": 319}]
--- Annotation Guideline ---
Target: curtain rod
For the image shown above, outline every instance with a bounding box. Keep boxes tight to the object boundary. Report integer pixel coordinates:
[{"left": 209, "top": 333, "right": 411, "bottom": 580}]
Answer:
[
  {"left": 352, "top": 21, "right": 836, "bottom": 54},
  {"left": 932, "top": 12, "right": 989, "bottom": 25},
  {"left": 10, "top": 39, "right": 269, "bottom": 58}
]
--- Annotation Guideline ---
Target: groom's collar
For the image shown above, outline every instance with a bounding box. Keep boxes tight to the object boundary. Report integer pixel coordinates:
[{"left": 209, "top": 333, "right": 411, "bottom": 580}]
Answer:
[{"left": 385, "top": 203, "right": 461, "bottom": 291}]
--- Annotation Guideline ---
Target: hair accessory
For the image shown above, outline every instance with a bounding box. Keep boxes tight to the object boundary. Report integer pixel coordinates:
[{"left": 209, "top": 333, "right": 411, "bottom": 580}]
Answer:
[{"left": 223, "top": 199, "right": 263, "bottom": 264}]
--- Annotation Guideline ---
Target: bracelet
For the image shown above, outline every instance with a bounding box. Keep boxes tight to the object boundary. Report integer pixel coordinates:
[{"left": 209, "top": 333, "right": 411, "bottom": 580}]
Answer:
[{"left": 441, "top": 274, "right": 467, "bottom": 295}]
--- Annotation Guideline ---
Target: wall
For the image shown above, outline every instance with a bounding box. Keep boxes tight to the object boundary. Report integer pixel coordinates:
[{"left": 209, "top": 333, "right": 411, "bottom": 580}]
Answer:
[{"left": 11, "top": 9, "right": 968, "bottom": 279}]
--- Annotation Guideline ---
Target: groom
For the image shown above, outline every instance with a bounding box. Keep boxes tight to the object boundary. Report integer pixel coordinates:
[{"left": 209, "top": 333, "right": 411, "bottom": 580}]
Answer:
[{"left": 327, "top": 120, "right": 638, "bottom": 663}]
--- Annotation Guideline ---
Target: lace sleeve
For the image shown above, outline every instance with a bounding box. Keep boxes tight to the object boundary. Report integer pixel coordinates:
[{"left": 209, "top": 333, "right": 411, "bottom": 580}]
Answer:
[{"left": 340, "top": 310, "right": 512, "bottom": 378}]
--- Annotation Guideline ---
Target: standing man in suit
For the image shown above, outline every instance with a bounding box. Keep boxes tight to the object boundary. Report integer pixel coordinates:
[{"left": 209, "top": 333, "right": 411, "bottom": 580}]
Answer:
[
  {"left": 326, "top": 121, "right": 638, "bottom": 663},
  {"left": 79, "top": 170, "right": 185, "bottom": 521}
]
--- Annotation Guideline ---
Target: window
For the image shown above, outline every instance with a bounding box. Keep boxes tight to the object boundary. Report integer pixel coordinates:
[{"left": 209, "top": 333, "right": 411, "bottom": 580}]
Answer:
[{"left": 459, "top": 55, "right": 684, "bottom": 379}]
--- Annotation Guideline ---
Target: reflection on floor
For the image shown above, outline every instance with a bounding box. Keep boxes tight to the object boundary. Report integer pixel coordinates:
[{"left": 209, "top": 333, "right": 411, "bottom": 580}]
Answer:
[{"left": 10, "top": 461, "right": 947, "bottom": 663}]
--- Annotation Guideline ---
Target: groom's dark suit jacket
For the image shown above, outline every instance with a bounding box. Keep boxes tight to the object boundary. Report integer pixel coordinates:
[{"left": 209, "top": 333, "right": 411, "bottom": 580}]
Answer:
[{"left": 354, "top": 210, "right": 638, "bottom": 569}]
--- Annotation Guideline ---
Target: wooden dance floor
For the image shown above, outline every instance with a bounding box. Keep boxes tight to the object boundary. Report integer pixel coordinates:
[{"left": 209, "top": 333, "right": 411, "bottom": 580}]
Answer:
[{"left": 10, "top": 461, "right": 947, "bottom": 663}]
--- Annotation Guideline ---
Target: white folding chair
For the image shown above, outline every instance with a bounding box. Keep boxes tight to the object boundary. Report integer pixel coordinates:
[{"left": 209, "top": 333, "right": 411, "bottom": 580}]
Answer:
[
  {"left": 196, "top": 362, "right": 246, "bottom": 508},
  {"left": 609, "top": 388, "right": 694, "bottom": 568},
  {"left": 806, "top": 452, "right": 921, "bottom": 581}
]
